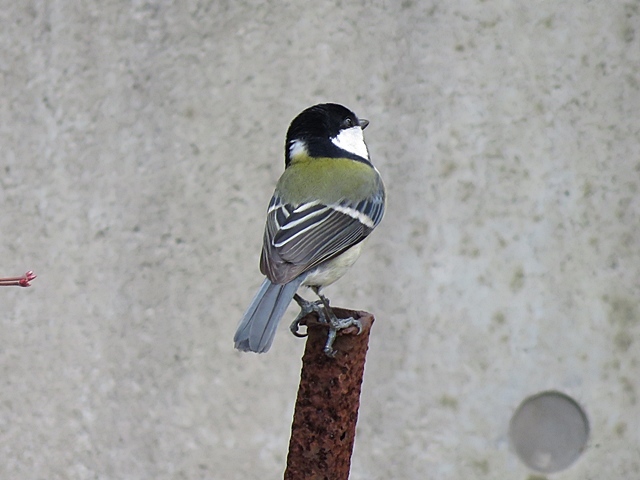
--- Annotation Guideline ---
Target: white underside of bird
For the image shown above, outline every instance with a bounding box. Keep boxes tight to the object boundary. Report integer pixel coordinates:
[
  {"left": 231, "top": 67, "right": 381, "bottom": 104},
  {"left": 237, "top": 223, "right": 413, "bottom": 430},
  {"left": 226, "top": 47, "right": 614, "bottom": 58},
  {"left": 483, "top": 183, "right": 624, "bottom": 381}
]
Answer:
[{"left": 302, "top": 242, "right": 363, "bottom": 287}]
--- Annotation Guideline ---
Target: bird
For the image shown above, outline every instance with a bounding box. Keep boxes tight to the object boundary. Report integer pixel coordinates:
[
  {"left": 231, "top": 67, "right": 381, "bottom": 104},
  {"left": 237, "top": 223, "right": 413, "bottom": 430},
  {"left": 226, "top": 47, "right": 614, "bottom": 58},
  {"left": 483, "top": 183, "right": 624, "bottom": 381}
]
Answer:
[{"left": 234, "top": 103, "right": 385, "bottom": 355}]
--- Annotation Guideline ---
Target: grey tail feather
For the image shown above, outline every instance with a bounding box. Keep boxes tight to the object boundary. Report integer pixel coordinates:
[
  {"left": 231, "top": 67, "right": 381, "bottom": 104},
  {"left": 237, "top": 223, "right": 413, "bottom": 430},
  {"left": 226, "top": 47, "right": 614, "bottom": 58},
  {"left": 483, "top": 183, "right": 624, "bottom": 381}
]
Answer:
[{"left": 234, "top": 275, "right": 306, "bottom": 353}]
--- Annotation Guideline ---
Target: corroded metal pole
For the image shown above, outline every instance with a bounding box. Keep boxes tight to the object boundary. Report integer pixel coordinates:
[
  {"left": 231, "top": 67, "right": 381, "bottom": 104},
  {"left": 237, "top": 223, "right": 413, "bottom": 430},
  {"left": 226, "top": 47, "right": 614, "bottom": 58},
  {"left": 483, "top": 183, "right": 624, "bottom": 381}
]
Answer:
[{"left": 284, "top": 308, "right": 374, "bottom": 480}]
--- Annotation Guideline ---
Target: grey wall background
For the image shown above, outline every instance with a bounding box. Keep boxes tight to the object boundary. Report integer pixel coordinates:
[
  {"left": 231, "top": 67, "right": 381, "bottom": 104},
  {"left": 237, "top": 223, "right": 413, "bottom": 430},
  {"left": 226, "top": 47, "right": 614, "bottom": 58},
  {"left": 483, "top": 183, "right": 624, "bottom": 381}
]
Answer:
[{"left": 2, "top": 1, "right": 639, "bottom": 479}]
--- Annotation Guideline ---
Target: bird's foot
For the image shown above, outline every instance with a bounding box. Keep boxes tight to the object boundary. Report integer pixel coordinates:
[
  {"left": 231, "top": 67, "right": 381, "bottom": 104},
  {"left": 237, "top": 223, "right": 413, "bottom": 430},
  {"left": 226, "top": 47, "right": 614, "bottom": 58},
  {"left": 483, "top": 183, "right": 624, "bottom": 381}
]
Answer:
[
  {"left": 289, "top": 294, "right": 326, "bottom": 337},
  {"left": 292, "top": 289, "right": 363, "bottom": 357},
  {"left": 323, "top": 314, "right": 362, "bottom": 357}
]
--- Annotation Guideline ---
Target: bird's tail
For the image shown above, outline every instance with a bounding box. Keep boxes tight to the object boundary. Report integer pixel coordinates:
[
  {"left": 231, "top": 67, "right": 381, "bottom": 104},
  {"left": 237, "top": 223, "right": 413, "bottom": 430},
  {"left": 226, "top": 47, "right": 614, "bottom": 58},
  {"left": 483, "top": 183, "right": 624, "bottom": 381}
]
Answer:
[{"left": 234, "top": 276, "right": 305, "bottom": 353}]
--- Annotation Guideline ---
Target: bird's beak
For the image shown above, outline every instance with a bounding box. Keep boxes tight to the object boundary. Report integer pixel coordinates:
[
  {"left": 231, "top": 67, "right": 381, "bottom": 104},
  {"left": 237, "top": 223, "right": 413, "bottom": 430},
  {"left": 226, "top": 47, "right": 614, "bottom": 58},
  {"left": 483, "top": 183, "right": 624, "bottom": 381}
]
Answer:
[{"left": 359, "top": 119, "right": 369, "bottom": 130}]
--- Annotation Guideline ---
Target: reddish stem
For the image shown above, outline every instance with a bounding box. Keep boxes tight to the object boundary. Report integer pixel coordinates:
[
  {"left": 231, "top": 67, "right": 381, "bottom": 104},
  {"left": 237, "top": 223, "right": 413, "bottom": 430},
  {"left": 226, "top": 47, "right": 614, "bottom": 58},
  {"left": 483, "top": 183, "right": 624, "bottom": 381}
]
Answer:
[{"left": 0, "top": 271, "right": 37, "bottom": 287}]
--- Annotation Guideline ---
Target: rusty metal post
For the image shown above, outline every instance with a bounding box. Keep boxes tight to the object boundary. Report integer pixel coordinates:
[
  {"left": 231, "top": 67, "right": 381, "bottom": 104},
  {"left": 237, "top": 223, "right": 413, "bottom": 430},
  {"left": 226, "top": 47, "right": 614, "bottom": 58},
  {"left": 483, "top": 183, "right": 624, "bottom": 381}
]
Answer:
[{"left": 284, "top": 308, "right": 374, "bottom": 480}]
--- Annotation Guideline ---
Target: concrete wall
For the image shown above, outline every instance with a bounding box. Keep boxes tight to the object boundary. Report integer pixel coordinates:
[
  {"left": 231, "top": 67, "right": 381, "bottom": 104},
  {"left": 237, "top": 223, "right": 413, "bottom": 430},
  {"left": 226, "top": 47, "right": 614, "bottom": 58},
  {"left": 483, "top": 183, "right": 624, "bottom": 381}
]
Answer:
[{"left": 2, "top": 1, "right": 639, "bottom": 479}]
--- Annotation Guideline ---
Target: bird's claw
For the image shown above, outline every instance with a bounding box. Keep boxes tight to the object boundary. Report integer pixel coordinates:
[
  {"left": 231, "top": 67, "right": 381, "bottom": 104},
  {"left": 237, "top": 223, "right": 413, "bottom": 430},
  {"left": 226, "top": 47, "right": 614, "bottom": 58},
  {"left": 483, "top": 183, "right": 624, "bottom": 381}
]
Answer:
[
  {"left": 323, "top": 316, "right": 362, "bottom": 357},
  {"left": 289, "top": 319, "right": 308, "bottom": 337},
  {"left": 290, "top": 295, "right": 326, "bottom": 337},
  {"left": 292, "top": 291, "right": 362, "bottom": 357}
]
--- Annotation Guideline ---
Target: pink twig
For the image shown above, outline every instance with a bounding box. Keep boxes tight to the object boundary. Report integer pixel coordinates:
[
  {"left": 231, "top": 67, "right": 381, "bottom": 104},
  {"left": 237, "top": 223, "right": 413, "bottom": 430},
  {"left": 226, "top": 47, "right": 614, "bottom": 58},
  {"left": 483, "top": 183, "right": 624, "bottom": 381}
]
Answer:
[{"left": 0, "top": 271, "right": 37, "bottom": 287}]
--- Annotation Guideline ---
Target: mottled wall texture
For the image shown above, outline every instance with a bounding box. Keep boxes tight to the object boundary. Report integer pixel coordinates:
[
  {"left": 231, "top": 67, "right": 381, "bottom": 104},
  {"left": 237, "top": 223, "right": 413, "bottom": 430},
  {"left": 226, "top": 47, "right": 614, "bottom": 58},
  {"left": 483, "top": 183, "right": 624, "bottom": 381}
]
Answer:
[{"left": 2, "top": 1, "right": 639, "bottom": 479}]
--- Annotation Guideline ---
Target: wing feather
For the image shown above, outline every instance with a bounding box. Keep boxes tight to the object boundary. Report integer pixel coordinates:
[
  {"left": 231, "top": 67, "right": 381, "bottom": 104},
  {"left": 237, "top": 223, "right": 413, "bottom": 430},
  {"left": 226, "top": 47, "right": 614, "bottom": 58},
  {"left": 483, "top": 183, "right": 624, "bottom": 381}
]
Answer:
[{"left": 260, "top": 190, "right": 384, "bottom": 284}]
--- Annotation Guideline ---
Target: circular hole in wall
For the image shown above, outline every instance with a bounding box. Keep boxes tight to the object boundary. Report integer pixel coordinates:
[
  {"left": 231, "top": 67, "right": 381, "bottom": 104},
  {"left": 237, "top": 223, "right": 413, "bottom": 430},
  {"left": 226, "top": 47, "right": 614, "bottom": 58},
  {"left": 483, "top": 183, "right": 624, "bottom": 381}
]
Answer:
[{"left": 509, "top": 390, "right": 589, "bottom": 473}]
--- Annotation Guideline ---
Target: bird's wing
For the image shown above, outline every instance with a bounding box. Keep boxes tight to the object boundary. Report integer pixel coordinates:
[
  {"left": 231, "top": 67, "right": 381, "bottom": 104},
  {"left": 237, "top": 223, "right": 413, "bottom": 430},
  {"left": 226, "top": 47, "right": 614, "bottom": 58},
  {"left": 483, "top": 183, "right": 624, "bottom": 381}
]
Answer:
[{"left": 260, "top": 192, "right": 384, "bottom": 284}]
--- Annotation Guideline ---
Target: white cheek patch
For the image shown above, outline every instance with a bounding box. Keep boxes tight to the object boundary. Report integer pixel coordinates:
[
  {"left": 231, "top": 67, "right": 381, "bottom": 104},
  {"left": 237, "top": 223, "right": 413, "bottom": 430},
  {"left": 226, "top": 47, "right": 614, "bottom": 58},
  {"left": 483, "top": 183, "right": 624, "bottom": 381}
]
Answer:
[
  {"left": 331, "top": 126, "right": 369, "bottom": 160},
  {"left": 289, "top": 139, "right": 308, "bottom": 158}
]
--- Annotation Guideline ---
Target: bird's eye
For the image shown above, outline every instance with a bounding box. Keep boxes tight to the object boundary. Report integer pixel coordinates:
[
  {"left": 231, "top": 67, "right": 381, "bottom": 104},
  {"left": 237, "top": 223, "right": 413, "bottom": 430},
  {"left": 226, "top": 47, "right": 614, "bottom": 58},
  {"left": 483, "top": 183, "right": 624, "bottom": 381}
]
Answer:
[{"left": 342, "top": 117, "right": 354, "bottom": 128}]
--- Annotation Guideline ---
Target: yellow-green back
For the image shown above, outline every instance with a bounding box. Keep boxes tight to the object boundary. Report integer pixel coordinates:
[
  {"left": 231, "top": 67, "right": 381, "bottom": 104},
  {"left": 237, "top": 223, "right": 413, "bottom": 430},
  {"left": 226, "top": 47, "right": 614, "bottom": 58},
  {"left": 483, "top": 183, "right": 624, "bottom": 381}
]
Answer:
[{"left": 277, "top": 156, "right": 380, "bottom": 205}]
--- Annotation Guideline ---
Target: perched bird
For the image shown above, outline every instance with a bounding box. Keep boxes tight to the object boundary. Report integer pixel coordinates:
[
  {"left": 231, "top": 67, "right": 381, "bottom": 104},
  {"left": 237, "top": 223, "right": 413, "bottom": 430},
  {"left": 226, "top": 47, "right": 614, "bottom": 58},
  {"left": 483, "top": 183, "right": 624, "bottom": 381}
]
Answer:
[{"left": 234, "top": 103, "right": 385, "bottom": 355}]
